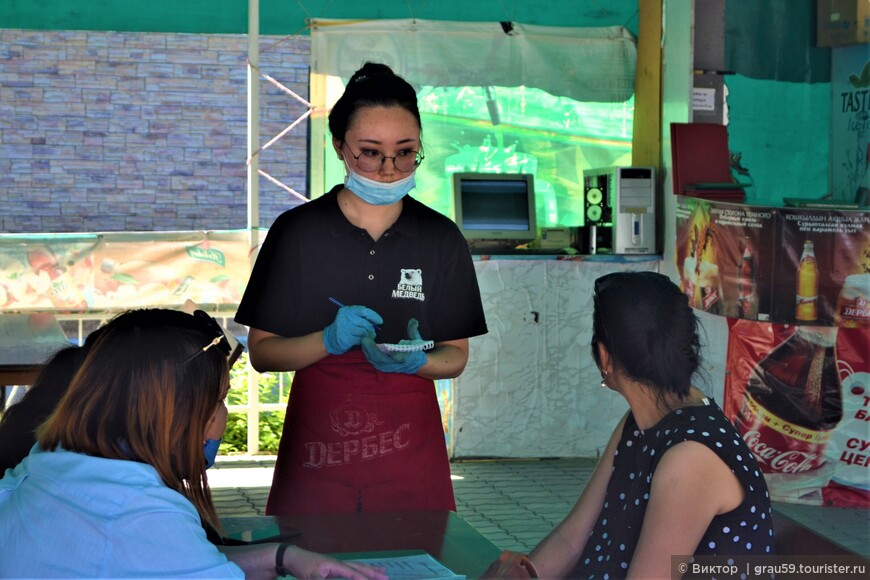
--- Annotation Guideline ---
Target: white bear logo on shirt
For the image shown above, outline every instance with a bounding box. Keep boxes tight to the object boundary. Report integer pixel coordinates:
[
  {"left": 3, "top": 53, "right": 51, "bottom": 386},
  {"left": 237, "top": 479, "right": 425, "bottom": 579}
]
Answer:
[
  {"left": 392, "top": 269, "right": 425, "bottom": 301},
  {"left": 399, "top": 269, "right": 422, "bottom": 286}
]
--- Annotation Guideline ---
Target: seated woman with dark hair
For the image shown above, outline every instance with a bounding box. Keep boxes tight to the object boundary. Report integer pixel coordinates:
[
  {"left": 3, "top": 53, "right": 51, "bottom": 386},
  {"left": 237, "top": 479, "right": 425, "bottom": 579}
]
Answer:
[
  {"left": 487, "top": 271, "right": 775, "bottom": 579},
  {"left": 0, "top": 341, "right": 91, "bottom": 474},
  {"left": 0, "top": 308, "right": 385, "bottom": 580}
]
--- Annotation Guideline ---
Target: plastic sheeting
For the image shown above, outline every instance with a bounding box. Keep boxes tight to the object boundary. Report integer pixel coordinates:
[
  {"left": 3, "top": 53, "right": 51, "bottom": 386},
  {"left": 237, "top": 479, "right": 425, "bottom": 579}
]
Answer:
[
  {"left": 720, "top": 1, "right": 835, "bottom": 206},
  {"left": 726, "top": 75, "right": 831, "bottom": 207},
  {"left": 310, "top": 18, "right": 637, "bottom": 103},
  {"left": 725, "top": 0, "right": 831, "bottom": 84},
  {"left": 309, "top": 19, "right": 638, "bottom": 227}
]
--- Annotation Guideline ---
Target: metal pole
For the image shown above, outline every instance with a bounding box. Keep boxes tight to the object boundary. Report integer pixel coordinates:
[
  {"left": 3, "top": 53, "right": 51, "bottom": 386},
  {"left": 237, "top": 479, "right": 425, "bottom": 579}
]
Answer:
[{"left": 246, "top": 0, "right": 261, "bottom": 455}]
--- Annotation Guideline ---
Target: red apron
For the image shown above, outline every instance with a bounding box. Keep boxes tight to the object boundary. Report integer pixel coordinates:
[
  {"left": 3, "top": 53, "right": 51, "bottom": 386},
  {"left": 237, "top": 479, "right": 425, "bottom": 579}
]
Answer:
[{"left": 265, "top": 350, "right": 455, "bottom": 515}]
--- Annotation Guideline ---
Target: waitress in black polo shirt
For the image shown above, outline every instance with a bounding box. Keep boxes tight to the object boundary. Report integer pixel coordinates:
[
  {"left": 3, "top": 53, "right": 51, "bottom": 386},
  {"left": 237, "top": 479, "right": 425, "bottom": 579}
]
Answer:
[{"left": 235, "top": 62, "right": 488, "bottom": 515}]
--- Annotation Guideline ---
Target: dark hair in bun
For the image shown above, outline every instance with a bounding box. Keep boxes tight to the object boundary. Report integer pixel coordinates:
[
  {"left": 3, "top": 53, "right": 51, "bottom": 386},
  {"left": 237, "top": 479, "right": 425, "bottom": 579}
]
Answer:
[
  {"left": 591, "top": 271, "right": 704, "bottom": 404},
  {"left": 328, "top": 62, "right": 422, "bottom": 141}
]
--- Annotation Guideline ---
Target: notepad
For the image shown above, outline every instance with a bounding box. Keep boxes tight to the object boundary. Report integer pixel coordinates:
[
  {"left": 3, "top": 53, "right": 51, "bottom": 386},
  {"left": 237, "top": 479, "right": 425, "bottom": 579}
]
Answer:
[{"left": 377, "top": 340, "right": 435, "bottom": 353}]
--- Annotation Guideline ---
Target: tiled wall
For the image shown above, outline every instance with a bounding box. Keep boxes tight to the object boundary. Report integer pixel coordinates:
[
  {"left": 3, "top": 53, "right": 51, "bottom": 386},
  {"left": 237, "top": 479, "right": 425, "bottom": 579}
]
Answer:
[{"left": 0, "top": 29, "right": 311, "bottom": 233}]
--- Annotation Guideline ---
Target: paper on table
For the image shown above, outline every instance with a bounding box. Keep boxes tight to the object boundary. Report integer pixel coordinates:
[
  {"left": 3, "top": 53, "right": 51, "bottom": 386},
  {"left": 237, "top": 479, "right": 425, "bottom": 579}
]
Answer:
[{"left": 348, "top": 553, "right": 464, "bottom": 580}]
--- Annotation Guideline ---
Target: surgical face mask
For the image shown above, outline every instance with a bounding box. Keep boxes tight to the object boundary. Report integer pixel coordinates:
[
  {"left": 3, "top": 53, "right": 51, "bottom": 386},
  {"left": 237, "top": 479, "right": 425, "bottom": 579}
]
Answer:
[
  {"left": 203, "top": 438, "right": 221, "bottom": 469},
  {"left": 345, "top": 166, "right": 416, "bottom": 206}
]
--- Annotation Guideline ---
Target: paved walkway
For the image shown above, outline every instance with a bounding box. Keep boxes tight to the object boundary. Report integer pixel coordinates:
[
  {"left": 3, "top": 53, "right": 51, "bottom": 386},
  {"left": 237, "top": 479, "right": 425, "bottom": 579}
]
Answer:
[{"left": 208, "top": 456, "right": 868, "bottom": 556}]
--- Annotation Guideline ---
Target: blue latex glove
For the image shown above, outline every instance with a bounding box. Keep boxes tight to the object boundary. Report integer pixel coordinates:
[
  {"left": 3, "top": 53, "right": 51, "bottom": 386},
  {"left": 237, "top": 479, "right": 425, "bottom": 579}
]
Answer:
[
  {"left": 361, "top": 318, "right": 428, "bottom": 374},
  {"left": 322, "top": 305, "right": 383, "bottom": 355}
]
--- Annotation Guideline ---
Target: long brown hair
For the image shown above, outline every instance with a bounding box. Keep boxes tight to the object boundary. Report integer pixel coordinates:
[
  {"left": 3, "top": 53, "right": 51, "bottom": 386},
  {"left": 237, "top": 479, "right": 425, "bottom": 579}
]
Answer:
[{"left": 38, "top": 309, "right": 229, "bottom": 533}]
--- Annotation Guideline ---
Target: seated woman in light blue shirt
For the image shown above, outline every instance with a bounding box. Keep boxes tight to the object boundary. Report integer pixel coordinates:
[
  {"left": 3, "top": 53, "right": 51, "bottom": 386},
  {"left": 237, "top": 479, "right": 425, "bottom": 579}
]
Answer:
[{"left": 0, "top": 308, "right": 385, "bottom": 580}]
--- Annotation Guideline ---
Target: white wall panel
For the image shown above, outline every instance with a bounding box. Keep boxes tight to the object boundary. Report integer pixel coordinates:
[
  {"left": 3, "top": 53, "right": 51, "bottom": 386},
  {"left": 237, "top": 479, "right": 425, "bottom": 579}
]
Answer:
[{"left": 451, "top": 258, "right": 658, "bottom": 458}]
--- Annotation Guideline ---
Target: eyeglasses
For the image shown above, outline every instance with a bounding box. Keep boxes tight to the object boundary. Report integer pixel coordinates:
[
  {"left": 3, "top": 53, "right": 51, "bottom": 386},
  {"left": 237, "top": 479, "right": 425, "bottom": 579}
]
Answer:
[
  {"left": 183, "top": 310, "right": 231, "bottom": 364},
  {"left": 343, "top": 143, "right": 424, "bottom": 173}
]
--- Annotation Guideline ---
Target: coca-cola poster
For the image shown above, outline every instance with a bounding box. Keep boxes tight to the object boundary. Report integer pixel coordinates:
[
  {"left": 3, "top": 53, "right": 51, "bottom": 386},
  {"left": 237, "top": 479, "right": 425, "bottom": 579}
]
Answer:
[{"left": 725, "top": 319, "right": 870, "bottom": 508}]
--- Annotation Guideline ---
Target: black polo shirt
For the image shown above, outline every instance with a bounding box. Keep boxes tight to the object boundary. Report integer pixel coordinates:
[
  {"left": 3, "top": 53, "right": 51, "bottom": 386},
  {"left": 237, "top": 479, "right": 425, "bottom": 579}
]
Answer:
[{"left": 235, "top": 185, "right": 488, "bottom": 345}]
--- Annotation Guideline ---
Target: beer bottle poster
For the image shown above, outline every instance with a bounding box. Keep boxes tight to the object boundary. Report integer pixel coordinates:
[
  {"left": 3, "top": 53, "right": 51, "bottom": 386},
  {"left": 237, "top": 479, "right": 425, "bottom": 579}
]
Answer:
[
  {"left": 770, "top": 207, "right": 870, "bottom": 327},
  {"left": 674, "top": 195, "right": 776, "bottom": 320},
  {"left": 676, "top": 195, "right": 869, "bottom": 326},
  {"left": 725, "top": 319, "right": 870, "bottom": 507}
]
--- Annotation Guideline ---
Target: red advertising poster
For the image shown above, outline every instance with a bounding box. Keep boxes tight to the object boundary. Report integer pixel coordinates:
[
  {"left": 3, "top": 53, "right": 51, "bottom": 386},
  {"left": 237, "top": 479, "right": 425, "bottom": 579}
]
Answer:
[
  {"left": 675, "top": 196, "right": 870, "bottom": 326},
  {"left": 725, "top": 320, "right": 869, "bottom": 507},
  {"left": 681, "top": 196, "right": 870, "bottom": 506},
  {"left": 675, "top": 196, "right": 776, "bottom": 320},
  {"left": 771, "top": 208, "right": 870, "bottom": 327}
]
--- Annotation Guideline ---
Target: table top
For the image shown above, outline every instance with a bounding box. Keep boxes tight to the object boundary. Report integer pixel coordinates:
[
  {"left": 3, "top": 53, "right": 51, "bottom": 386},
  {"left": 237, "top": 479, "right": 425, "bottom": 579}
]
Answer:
[
  {"left": 221, "top": 510, "right": 503, "bottom": 578},
  {"left": 0, "top": 313, "right": 70, "bottom": 385}
]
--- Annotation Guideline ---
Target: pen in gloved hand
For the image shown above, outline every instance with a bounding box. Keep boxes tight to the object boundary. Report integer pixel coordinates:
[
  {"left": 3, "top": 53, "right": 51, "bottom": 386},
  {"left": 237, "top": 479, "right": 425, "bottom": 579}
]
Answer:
[{"left": 328, "top": 297, "right": 382, "bottom": 330}]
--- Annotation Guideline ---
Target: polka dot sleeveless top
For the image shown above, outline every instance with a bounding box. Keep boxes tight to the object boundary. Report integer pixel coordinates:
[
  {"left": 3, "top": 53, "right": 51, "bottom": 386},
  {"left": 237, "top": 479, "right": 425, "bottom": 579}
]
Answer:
[{"left": 574, "top": 399, "right": 775, "bottom": 579}]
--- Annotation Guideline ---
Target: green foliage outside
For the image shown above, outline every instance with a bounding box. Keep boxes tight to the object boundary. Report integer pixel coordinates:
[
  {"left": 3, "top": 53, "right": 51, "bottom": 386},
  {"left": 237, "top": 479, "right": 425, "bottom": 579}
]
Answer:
[{"left": 220, "top": 352, "right": 291, "bottom": 454}]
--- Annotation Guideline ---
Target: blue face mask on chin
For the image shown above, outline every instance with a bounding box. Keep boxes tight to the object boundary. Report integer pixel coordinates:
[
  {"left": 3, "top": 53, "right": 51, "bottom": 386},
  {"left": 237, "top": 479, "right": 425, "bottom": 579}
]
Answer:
[
  {"left": 203, "top": 438, "right": 221, "bottom": 469},
  {"left": 345, "top": 167, "right": 416, "bottom": 206}
]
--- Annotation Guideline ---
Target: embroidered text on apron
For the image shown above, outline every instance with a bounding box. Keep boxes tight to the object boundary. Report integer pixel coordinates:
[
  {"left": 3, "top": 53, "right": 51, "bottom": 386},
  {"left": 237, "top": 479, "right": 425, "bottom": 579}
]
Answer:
[{"left": 265, "top": 350, "right": 455, "bottom": 515}]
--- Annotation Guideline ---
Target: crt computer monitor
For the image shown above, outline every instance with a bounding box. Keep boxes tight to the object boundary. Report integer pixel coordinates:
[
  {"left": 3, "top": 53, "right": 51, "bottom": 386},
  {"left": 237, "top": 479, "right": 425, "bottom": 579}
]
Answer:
[{"left": 451, "top": 172, "right": 537, "bottom": 247}]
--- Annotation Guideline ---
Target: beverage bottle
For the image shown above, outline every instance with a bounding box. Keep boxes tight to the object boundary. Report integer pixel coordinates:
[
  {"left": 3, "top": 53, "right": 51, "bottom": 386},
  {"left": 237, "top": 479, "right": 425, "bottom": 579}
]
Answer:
[
  {"left": 737, "top": 326, "right": 842, "bottom": 474},
  {"left": 795, "top": 240, "right": 818, "bottom": 322},
  {"left": 26, "top": 246, "right": 88, "bottom": 310},
  {"left": 682, "top": 227, "right": 698, "bottom": 308},
  {"left": 696, "top": 226, "right": 723, "bottom": 315},
  {"left": 736, "top": 238, "right": 758, "bottom": 319}
]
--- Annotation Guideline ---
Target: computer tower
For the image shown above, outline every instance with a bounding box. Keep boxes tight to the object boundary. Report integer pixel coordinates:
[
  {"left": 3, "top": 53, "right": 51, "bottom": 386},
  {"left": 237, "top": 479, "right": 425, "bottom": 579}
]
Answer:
[{"left": 582, "top": 167, "right": 657, "bottom": 255}]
